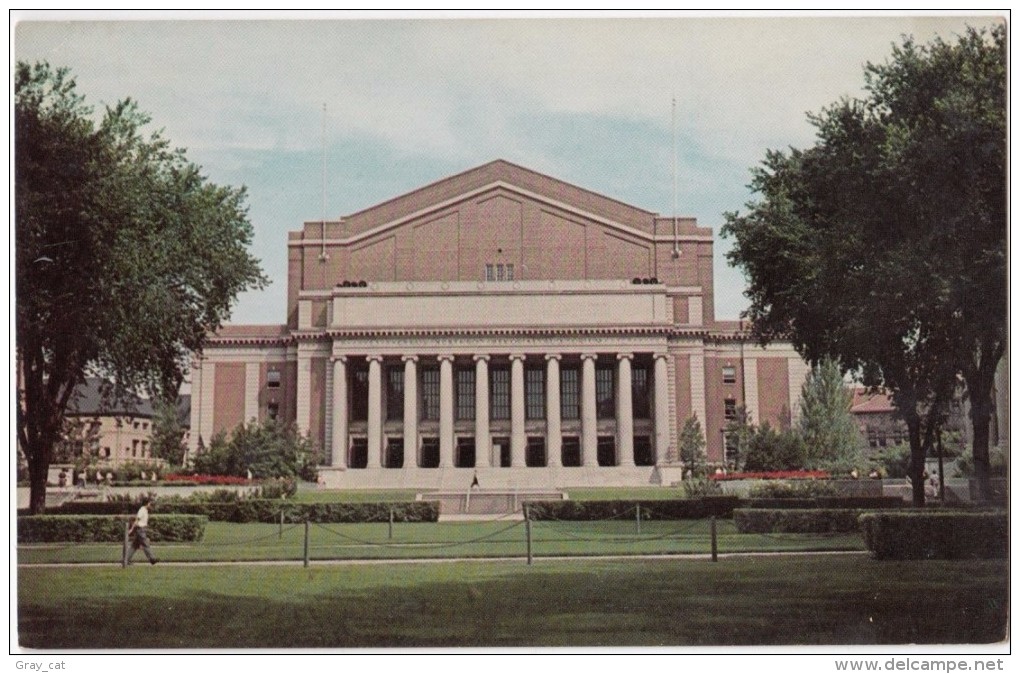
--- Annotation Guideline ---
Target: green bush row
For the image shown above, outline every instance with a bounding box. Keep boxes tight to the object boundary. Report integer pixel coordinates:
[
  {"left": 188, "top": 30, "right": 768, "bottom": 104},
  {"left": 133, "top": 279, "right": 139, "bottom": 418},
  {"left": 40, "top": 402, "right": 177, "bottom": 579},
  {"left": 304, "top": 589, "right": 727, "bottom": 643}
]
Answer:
[
  {"left": 733, "top": 508, "right": 866, "bottom": 534},
  {"left": 17, "top": 515, "right": 207, "bottom": 543},
  {"left": 527, "top": 497, "right": 741, "bottom": 521},
  {"left": 859, "top": 511, "right": 1007, "bottom": 560},
  {"left": 36, "top": 500, "right": 440, "bottom": 524},
  {"left": 743, "top": 497, "right": 904, "bottom": 509}
]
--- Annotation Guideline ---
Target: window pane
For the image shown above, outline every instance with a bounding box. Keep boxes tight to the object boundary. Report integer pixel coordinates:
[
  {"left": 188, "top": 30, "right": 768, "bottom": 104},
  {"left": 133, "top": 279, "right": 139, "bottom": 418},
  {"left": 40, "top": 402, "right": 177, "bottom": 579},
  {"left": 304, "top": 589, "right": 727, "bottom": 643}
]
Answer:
[
  {"left": 525, "top": 368, "right": 545, "bottom": 420},
  {"left": 267, "top": 370, "right": 281, "bottom": 388},
  {"left": 722, "top": 366, "right": 737, "bottom": 384},
  {"left": 506, "top": 264, "right": 514, "bottom": 281},
  {"left": 386, "top": 368, "right": 404, "bottom": 421},
  {"left": 632, "top": 366, "right": 650, "bottom": 419},
  {"left": 490, "top": 368, "right": 510, "bottom": 420},
  {"left": 560, "top": 368, "right": 579, "bottom": 420},
  {"left": 350, "top": 368, "right": 369, "bottom": 421},
  {"left": 456, "top": 368, "right": 476, "bottom": 420},
  {"left": 485, "top": 264, "right": 495, "bottom": 282},
  {"left": 596, "top": 366, "right": 615, "bottom": 419},
  {"left": 496, "top": 264, "right": 505, "bottom": 281},
  {"left": 421, "top": 368, "right": 440, "bottom": 420}
]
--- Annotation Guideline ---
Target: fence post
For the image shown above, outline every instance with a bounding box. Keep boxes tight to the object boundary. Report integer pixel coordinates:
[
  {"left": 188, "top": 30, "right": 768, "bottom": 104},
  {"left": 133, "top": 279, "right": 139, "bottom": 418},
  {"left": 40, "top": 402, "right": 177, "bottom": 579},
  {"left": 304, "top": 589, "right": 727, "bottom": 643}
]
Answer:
[
  {"left": 636, "top": 504, "right": 642, "bottom": 535},
  {"left": 525, "top": 504, "right": 532, "bottom": 566},
  {"left": 122, "top": 520, "right": 130, "bottom": 568},
  {"left": 303, "top": 520, "right": 310, "bottom": 568},
  {"left": 388, "top": 507, "right": 394, "bottom": 540},
  {"left": 279, "top": 510, "right": 284, "bottom": 540},
  {"left": 710, "top": 516, "right": 718, "bottom": 562}
]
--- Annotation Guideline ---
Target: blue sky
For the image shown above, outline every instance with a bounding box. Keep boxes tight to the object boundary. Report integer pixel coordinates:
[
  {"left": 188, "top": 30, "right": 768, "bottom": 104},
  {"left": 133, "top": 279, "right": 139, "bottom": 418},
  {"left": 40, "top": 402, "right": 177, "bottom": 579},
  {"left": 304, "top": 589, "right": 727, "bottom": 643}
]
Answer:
[{"left": 14, "top": 12, "right": 1003, "bottom": 325}]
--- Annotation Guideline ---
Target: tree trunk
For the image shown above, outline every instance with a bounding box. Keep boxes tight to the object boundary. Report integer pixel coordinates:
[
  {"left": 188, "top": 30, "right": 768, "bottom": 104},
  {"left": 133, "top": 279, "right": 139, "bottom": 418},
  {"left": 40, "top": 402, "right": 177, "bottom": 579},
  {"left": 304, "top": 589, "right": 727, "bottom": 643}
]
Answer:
[
  {"left": 970, "top": 393, "right": 994, "bottom": 502},
  {"left": 27, "top": 441, "right": 49, "bottom": 515},
  {"left": 904, "top": 410, "right": 926, "bottom": 507}
]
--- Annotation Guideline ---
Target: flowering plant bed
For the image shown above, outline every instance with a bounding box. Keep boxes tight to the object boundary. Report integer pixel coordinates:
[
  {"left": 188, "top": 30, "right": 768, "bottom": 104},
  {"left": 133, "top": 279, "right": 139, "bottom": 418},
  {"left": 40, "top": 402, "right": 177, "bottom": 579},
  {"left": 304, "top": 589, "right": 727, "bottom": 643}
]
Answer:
[
  {"left": 709, "top": 470, "right": 830, "bottom": 481},
  {"left": 163, "top": 474, "right": 251, "bottom": 485}
]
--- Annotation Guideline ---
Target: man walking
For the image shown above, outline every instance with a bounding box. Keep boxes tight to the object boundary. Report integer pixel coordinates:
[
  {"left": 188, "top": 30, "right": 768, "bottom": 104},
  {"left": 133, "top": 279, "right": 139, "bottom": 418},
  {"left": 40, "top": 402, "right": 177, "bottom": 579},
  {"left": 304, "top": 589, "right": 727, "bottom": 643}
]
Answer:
[{"left": 127, "top": 496, "right": 159, "bottom": 565}]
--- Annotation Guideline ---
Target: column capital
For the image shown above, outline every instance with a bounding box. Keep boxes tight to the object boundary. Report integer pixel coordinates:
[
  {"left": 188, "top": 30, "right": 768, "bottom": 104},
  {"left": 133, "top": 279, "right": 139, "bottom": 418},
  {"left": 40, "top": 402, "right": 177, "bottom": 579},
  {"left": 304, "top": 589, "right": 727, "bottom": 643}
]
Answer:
[
  {"left": 401, "top": 354, "right": 419, "bottom": 363},
  {"left": 616, "top": 353, "right": 634, "bottom": 362},
  {"left": 580, "top": 352, "right": 599, "bottom": 362},
  {"left": 472, "top": 354, "right": 490, "bottom": 362},
  {"left": 545, "top": 353, "right": 562, "bottom": 362},
  {"left": 366, "top": 354, "right": 384, "bottom": 364},
  {"left": 437, "top": 354, "right": 456, "bottom": 363},
  {"left": 509, "top": 353, "right": 527, "bottom": 362},
  {"left": 330, "top": 355, "right": 348, "bottom": 363},
  {"left": 654, "top": 352, "right": 669, "bottom": 361}
]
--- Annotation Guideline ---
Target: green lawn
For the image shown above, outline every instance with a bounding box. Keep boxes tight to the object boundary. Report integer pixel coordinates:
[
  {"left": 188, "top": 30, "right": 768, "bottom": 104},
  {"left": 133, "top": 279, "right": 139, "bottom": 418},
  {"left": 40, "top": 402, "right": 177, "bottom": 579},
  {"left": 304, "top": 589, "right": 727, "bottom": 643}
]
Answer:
[
  {"left": 17, "top": 555, "right": 1007, "bottom": 648},
  {"left": 17, "top": 519, "right": 864, "bottom": 564}
]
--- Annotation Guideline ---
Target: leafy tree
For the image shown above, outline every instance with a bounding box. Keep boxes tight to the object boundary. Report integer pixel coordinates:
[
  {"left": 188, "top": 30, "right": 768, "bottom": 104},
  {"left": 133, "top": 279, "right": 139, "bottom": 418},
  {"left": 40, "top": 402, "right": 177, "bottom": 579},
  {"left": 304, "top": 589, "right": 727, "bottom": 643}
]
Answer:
[
  {"left": 722, "top": 26, "right": 1005, "bottom": 504},
  {"left": 724, "top": 404, "right": 754, "bottom": 470},
  {"left": 799, "top": 357, "right": 864, "bottom": 472},
  {"left": 678, "top": 415, "right": 707, "bottom": 475},
  {"left": 150, "top": 399, "right": 187, "bottom": 467},
  {"left": 741, "top": 422, "right": 808, "bottom": 472},
  {"left": 191, "top": 419, "right": 319, "bottom": 482},
  {"left": 16, "top": 62, "right": 267, "bottom": 513}
]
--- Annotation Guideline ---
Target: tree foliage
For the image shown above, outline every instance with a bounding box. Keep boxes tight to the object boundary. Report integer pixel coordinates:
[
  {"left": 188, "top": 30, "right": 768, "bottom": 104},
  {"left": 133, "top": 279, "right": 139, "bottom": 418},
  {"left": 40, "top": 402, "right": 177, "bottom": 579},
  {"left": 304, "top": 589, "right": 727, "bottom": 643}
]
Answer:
[
  {"left": 150, "top": 399, "right": 188, "bottom": 467},
  {"left": 678, "top": 415, "right": 707, "bottom": 474},
  {"left": 741, "top": 422, "right": 808, "bottom": 473},
  {"left": 721, "top": 26, "right": 1005, "bottom": 504},
  {"left": 799, "top": 357, "right": 865, "bottom": 472},
  {"left": 16, "top": 62, "right": 267, "bottom": 512},
  {"left": 192, "top": 420, "right": 319, "bottom": 483}
]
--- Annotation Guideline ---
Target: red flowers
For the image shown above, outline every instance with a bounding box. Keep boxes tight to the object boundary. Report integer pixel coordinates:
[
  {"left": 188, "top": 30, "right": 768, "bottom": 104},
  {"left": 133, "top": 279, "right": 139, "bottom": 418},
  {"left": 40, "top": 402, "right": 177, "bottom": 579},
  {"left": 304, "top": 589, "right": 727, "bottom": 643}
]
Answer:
[
  {"left": 163, "top": 474, "right": 250, "bottom": 485},
  {"left": 709, "top": 470, "right": 830, "bottom": 481}
]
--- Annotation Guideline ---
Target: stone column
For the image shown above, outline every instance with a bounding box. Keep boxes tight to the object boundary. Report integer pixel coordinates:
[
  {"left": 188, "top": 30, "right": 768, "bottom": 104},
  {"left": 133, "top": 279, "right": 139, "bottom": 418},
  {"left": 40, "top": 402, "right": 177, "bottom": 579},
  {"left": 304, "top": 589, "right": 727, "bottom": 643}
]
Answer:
[
  {"left": 474, "top": 355, "right": 491, "bottom": 468},
  {"left": 654, "top": 353, "right": 670, "bottom": 465},
  {"left": 366, "top": 355, "right": 383, "bottom": 469},
  {"left": 616, "top": 353, "right": 635, "bottom": 467},
  {"left": 402, "top": 355, "right": 418, "bottom": 468},
  {"left": 581, "top": 353, "right": 599, "bottom": 467},
  {"left": 295, "top": 349, "right": 312, "bottom": 436},
  {"left": 439, "top": 355, "right": 455, "bottom": 468},
  {"left": 545, "top": 354, "right": 562, "bottom": 468},
  {"left": 331, "top": 356, "right": 348, "bottom": 468},
  {"left": 510, "top": 354, "right": 526, "bottom": 467}
]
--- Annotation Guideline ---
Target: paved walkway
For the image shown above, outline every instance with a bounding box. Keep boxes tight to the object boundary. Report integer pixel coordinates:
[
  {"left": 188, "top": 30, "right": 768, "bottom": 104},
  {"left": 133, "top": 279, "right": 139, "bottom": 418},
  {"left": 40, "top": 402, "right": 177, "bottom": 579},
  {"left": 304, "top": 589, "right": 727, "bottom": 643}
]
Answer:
[{"left": 17, "top": 549, "right": 870, "bottom": 568}]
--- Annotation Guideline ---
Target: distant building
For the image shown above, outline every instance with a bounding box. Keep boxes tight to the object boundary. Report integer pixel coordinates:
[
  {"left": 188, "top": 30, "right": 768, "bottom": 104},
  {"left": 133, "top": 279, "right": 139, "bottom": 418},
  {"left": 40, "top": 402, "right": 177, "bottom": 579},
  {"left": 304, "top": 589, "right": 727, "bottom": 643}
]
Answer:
[{"left": 61, "top": 377, "right": 190, "bottom": 466}]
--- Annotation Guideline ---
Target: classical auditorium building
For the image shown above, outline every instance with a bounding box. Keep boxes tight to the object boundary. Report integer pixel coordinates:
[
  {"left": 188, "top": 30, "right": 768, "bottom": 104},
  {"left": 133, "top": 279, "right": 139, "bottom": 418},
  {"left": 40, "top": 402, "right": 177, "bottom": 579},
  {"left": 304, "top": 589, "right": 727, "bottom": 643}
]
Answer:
[{"left": 189, "top": 160, "right": 810, "bottom": 489}]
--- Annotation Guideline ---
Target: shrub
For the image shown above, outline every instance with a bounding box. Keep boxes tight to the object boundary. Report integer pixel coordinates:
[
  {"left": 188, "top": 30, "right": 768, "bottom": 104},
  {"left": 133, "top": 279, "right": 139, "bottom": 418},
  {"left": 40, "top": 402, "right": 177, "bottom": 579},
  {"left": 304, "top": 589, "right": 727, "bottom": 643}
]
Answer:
[
  {"left": 859, "top": 511, "right": 1007, "bottom": 560},
  {"left": 681, "top": 477, "right": 723, "bottom": 498},
  {"left": 733, "top": 508, "right": 865, "bottom": 534},
  {"left": 255, "top": 478, "right": 298, "bottom": 499},
  {"left": 17, "top": 514, "right": 207, "bottom": 543},
  {"left": 742, "top": 422, "right": 808, "bottom": 472},
  {"left": 527, "top": 498, "right": 740, "bottom": 521},
  {"left": 710, "top": 470, "right": 830, "bottom": 481},
  {"left": 748, "top": 480, "right": 837, "bottom": 499}
]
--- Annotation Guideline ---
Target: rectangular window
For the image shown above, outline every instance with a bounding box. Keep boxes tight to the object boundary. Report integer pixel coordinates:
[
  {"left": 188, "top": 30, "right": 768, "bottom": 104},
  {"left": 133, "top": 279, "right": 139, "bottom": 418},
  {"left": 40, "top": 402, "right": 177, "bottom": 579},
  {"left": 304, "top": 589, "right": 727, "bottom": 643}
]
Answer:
[
  {"left": 421, "top": 368, "right": 440, "bottom": 421},
  {"left": 420, "top": 437, "right": 440, "bottom": 468},
  {"left": 490, "top": 368, "right": 510, "bottom": 420},
  {"left": 349, "top": 438, "right": 368, "bottom": 469},
  {"left": 525, "top": 368, "right": 545, "bottom": 420},
  {"left": 724, "top": 398, "right": 737, "bottom": 421},
  {"left": 267, "top": 401, "right": 279, "bottom": 420},
  {"left": 386, "top": 368, "right": 404, "bottom": 421},
  {"left": 485, "top": 264, "right": 495, "bottom": 282},
  {"left": 496, "top": 263, "right": 506, "bottom": 281},
  {"left": 632, "top": 366, "right": 650, "bottom": 419},
  {"left": 722, "top": 366, "right": 737, "bottom": 384},
  {"left": 560, "top": 368, "right": 580, "bottom": 420},
  {"left": 526, "top": 436, "right": 546, "bottom": 467},
  {"left": 350, "top": 367, "right": 369, "bottom": 422},
  {"left": 385, "top": 437, "right": 404, "bottom": 469},
  {"left": 267, "top": 369, "right": 282, "bottom": 388},
  {"left": 456, "top": 368, "right": 476, "bottom": 421},
  {"left": 596, "top": 366, "right": 615, "bottom": 419},
  {"left": 505, "top": 263, "right": 515, "bottom": 281}
]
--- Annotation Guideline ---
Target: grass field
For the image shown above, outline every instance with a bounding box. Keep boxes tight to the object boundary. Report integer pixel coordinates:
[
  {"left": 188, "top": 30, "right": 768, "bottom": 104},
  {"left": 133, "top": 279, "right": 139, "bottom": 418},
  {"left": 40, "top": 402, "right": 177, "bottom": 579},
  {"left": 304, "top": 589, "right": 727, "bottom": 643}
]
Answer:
[
  {"left": 17, "top": 555, "right": 1007, "bottom": 648},
  {"left": 17, "top": 518, "right": 864, "bottom": 564}
]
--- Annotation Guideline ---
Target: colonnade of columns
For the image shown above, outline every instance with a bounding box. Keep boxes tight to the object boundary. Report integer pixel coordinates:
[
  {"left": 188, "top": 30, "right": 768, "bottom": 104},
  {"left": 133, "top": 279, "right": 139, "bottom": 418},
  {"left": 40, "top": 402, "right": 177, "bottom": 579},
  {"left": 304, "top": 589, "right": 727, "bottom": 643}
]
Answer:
[{"left": 328, "top": 352, "right": 671, "bottom": 470}]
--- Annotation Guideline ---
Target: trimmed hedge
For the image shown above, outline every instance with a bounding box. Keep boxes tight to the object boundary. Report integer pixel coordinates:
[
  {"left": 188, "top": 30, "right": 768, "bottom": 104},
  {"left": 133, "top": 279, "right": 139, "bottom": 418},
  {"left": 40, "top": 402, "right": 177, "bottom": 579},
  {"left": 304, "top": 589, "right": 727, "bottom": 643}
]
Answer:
[
  {"left": 859, "top": 511, "right": 1007, "bottom": 560},
  {"left": 743, "top": 497, "right": 904, "bottom": 510},
  {"left": 734, "top": 508, "right": 866, "bottom": 534},
  {"left": 18, "top": 515, "right": 207, "bottom": 543},
  {"left": 527, "top": 497, "right": 741, "bottom": 521},
  {"left": 34, "top": 500, "right": 440, "bottom": 524}
]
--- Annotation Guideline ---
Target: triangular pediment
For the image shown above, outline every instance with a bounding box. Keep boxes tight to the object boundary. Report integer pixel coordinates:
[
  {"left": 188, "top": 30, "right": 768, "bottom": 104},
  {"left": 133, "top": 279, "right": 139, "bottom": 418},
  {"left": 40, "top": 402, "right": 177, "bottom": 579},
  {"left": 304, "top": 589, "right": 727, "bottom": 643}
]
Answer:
[{"left": 333, "top": 160, "right": 660, "bottom": 243}]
